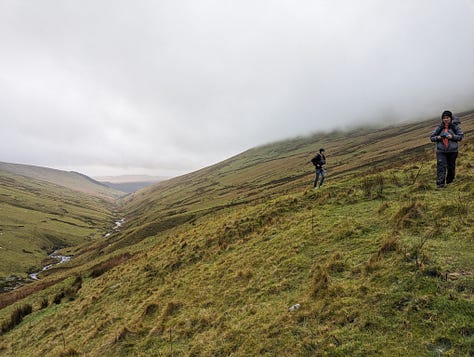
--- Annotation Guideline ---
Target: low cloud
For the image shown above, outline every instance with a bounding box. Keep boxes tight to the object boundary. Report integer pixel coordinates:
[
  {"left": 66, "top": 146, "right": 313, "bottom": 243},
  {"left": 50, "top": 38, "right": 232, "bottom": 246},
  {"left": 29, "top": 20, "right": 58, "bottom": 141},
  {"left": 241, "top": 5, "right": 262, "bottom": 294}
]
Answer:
[{"left": 1, "top": 0, "right": 473, "bottom": 177}]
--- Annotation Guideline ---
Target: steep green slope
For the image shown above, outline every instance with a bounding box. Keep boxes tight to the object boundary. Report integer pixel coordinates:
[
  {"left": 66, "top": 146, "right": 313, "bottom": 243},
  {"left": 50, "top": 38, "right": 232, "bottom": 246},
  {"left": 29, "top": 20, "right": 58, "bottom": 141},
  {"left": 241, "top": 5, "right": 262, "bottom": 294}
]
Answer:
[
  {"left": 0, "top": 162, "right": 124, "bottom": 199},
  {"left": 0, "top": 113, "right": 473, "bottom": 356},
  {"left": 0, "top": 170, "right": 118, "bottom": 288},
  {"left": 121, "top": 112, "right": 474, "bottom": 252}
]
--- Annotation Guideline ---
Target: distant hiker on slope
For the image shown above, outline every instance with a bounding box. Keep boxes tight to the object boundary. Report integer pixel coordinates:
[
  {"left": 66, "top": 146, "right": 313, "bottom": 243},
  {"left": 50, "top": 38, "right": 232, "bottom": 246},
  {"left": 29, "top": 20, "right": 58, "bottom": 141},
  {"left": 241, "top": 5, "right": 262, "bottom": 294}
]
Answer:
[
  {"left": 311, "top": 148, "right": 326, "bottom": 188},
  {"left": 430, "top": 110, "right": 464, "bottom": 188}
]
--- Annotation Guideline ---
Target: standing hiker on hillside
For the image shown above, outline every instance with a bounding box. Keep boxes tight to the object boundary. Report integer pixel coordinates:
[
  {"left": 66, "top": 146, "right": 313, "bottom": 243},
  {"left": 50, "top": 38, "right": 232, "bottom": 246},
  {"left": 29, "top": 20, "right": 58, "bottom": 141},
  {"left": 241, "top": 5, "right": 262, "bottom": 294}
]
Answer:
[
  {"left": 430, "top": 110, "right": 464, "bottom": 188},
  {"left": 311, "top": 148, "right": 326, "bottom": 188}
]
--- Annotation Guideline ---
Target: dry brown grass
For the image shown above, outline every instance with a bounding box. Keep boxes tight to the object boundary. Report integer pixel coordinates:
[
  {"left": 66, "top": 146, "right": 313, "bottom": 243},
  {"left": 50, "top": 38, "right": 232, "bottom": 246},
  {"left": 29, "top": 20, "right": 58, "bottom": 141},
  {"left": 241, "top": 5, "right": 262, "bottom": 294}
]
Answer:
[
  {"left": 1, "top": 304, "right": 32, "bottom": 335},
  {"left": 0, "top": 277, "right": 67, "bottom": 309},
  {"left": 89, "top": 253, "right": 134, "bottom": 278},
  {"left": 310, "top": 264, "right": 330, "bottom": 297},
  {"left": 392, "top": 200, "right": 424, "bottom": 228}
]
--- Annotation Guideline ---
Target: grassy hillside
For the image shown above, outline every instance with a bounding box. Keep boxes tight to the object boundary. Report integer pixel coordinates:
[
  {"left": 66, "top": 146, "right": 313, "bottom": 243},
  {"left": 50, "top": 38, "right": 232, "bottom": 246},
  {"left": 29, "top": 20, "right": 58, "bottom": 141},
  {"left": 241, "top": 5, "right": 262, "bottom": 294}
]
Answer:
[
  {"left": 0, "top": 170, "right": 118, "bottom": 288},
  {"left": 0, "top": 162, "right": 124, "bottom": 199},
  {"left": 123, "top": 111, "right": 474, "bottom": 234},
  {"left": 0, "top": 112, "right": 473, "bottom": 356}
]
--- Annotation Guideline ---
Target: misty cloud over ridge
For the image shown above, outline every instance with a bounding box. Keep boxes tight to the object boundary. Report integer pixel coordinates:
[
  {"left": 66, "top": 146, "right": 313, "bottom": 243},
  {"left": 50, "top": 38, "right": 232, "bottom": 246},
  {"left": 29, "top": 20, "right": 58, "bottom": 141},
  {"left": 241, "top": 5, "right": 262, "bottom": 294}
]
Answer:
[{"left": 1, "top": 0, "right": 473, "bottom": 177}]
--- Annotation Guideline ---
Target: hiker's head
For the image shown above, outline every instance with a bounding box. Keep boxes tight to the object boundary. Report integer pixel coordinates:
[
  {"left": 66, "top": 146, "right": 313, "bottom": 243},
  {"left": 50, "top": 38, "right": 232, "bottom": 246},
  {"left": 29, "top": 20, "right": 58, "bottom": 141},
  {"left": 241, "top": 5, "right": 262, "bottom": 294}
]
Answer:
[
  {"left": 319, "top": 148, "right": 325, "bottom": 153},
  {"left": 442, "top": 110, "right": 453, "bottom": 124}
]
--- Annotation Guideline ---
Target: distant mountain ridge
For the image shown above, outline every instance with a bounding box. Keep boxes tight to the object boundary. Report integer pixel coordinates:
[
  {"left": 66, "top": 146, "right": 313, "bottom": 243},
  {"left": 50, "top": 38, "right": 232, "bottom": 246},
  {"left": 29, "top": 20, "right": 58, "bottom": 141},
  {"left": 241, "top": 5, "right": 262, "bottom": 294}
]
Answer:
[
  {"left": 94, "top": 174, "right": 167, "bottom": 183},
  {"left": 0, "top": 162, "right": 124, "bottom": 199},
  {"left": 99, "top": 180, "right": 160, "bottom": 194},
  {"left": 95, "top": 174, "right": 167, "bottom": 193}
]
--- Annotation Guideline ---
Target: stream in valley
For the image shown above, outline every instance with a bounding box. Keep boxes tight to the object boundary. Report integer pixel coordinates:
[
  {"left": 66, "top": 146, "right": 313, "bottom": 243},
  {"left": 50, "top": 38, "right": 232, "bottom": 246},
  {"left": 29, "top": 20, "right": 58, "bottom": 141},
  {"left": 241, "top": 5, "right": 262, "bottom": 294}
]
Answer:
[
  {"left": 29, "top": 217, "right": 125, "bottom": 280},
  {"left": 1, "top": 218, "right": 126, "bottom": 291},
  {"left": 28, "top": 251, "right": 71, "bottom": 280},
  {"left": 104, "top": 217, "right": 126, "bottom": 237}
]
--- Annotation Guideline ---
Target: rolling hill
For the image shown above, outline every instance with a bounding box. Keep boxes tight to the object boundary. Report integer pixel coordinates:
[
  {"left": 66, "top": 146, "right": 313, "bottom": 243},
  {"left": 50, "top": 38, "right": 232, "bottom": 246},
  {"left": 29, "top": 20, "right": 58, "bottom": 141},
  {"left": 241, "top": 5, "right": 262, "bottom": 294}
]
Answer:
[
  {"left": 0, "top": 170, "right": 118, "bottom": 290},
  {"left": 0, "top": 111, "right": 473, "bottom": 356},
  {"left": 0, "top": 162, "right": 125, "bottom": 199}
]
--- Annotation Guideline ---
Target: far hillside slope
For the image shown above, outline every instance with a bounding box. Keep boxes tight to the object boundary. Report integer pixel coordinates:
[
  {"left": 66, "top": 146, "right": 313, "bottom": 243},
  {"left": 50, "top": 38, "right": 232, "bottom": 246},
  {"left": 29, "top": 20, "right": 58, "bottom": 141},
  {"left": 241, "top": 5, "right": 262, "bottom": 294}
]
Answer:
[
  {"left": 0, "top": 170, "right": 117, "bottom": 289},
  {"left": 121, "top": 111, "right": 474, "bottom": 246},
  {"left": 0, "top": 162, "right": 124, "bottom": 199}
]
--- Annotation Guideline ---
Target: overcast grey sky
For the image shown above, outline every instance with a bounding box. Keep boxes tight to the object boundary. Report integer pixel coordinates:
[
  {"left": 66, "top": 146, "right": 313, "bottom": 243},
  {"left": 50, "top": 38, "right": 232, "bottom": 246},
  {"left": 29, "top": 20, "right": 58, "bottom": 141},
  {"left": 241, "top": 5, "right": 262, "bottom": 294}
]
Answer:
[{"left": 1, "top": 1, "right": 474, "bottom": 177}]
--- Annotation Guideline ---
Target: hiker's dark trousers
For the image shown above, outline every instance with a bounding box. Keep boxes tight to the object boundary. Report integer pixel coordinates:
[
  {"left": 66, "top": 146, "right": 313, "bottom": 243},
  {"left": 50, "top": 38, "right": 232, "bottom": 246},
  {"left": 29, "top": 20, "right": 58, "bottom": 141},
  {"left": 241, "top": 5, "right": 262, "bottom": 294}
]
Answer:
[
  {"left": 314, "top": 168, "right": 326, "bottom": 187},
  {"left": 436, "top": 151, "right": 458, "bottom": 186}
]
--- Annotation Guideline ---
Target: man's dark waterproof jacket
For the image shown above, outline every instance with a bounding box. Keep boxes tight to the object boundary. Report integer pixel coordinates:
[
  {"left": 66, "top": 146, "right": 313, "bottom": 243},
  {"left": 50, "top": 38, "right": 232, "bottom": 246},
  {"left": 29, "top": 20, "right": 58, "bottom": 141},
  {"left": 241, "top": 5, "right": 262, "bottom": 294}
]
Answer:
[
  {"left": 311, "top": 153, "right": 326, "bottom": 169},
  {"left": 430, "top": 123, "right": 464, "bottom": 153}
]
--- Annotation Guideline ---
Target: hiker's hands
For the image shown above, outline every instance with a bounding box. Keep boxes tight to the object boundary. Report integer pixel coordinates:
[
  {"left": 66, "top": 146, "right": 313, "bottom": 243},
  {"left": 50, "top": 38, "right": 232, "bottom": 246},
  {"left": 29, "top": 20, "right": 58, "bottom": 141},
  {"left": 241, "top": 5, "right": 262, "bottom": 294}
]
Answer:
[{"left": 437, "top": 134, "right": 452, "bottom": 140}]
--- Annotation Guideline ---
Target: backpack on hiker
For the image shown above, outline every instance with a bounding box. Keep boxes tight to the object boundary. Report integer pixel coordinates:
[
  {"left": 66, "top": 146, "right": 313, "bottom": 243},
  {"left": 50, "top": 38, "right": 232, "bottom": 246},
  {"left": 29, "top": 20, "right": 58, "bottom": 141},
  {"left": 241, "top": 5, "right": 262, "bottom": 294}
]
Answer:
[{"left": 311, "top": 150, "right": 326, "bottom": 169}]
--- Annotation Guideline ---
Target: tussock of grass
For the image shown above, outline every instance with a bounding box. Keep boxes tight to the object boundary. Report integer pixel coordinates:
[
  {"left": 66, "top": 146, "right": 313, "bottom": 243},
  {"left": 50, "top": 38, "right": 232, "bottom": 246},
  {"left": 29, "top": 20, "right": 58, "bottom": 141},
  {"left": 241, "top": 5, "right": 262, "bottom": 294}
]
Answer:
[
  {"left": 326, "top": 251, "right": 346, "bottom": 274},
  {"left": 0, "top": 304, "right": 32, "bottom": 334},
  {"left": 58, "top": 348, "right": 79, "bottom": 357},
  {"left": 309, "top": 264, "right": 330, "bottom": 297},
  {"left": 142, "top": 302, "right": 159, "bottom": 317},
  {"left": 392, "top": 200, "right": 424, "bottom": 228},
  {"left": 89, "top": 253, "right": 133, "bottom": 278},
  {"left": 361, "top": 174, "right": 385, "bottom": 198},
  {"left": 114, "top": 326, "right": 134, "bottom": 343},
  {"left": 364, "top": 253, "right": 382, "bottom": 275},
  {"left": 51, "top": 276, "right": 83, "bottom": 304},
  {"left": 379, "top": 232, "right": 399, "bottom": 254},
  {"left": 40, "top": 297, "right": 49, "bottom": 309}
]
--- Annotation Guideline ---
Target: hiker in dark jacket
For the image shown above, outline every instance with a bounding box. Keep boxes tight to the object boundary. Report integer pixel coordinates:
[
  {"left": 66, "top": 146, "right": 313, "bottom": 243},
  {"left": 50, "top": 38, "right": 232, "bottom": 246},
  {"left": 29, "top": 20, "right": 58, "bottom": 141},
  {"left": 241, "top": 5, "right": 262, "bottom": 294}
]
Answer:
[
  {"left": 430, "top": 110, "right": 464, "bottom": 188},
  {"left": 311, "top": 148, "right": 326, "bottom": 188}
]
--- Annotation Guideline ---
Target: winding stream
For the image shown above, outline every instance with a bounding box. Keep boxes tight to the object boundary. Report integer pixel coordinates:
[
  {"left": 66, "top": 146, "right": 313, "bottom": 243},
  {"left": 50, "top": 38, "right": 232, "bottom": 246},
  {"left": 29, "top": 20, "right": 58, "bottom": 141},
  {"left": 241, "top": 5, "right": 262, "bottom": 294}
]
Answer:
[
  {"left": 104, "top": 218, "right": 126, "bottom": 237},
  {"left": 29, "top": 251, "right": 71, "bottom": 280},
  {"left": 28, "top": 218, "right": 125, "bottom": 280},
  {"left": 3, "top": 218, "right": 126, "bottom": 290}
]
